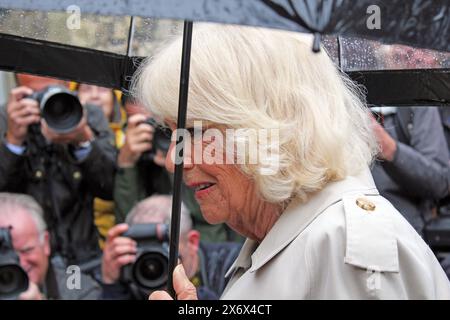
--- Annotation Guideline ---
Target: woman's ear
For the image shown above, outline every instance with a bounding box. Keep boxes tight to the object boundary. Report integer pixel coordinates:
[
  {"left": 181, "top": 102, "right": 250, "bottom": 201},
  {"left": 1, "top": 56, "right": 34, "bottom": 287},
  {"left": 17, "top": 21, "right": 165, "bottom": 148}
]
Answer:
[{"left": 186, "top": 230, "right": 200, "bottom": 251}]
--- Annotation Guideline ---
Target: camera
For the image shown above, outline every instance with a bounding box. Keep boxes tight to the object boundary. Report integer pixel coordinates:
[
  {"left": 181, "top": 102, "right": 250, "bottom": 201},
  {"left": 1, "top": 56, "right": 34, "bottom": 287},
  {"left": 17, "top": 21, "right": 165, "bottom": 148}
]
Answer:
[
  {"left": 27, "top": 85, "right": 84, "bottom": 134},
  {"left": 120, "top": 223, "right": 169, "bottom": 299},
  {"left": 0, "top": 227, "right": 29, "bottom": 300},
  {"left": 139, "top": 118, "right": 172, "bottom": 162}
]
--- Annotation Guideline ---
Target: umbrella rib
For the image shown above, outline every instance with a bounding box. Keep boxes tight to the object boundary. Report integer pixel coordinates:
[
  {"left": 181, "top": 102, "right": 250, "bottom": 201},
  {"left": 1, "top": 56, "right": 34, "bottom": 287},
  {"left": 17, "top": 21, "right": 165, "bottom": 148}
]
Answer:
[{"left": 167, "top": 20, "right": 194, "bottom": 300}]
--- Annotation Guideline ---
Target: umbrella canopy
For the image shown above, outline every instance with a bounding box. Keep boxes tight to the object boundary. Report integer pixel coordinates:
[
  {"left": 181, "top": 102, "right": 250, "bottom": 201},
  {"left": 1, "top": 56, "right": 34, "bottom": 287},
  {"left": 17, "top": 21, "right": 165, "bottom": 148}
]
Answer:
[
  {"left": 0, "top": 0, "right": 449, "bottom": 105},
  {"left": 1, "top": 0, "right": 449, "bottom": 51}
]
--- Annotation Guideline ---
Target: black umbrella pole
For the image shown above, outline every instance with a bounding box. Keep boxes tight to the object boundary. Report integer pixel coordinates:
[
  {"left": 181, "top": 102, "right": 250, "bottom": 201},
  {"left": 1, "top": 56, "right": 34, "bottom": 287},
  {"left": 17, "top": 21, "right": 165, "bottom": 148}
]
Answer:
[{"left": 167, "top": 20, "right": 193, "bottom": 299}]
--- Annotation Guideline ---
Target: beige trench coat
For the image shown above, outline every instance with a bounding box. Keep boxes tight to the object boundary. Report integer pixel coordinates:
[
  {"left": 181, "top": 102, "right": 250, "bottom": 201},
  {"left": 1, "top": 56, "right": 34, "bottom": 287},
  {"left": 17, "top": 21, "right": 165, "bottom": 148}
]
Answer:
[{"left": 221, "top": 169, "right": 450, "bottom": 299}]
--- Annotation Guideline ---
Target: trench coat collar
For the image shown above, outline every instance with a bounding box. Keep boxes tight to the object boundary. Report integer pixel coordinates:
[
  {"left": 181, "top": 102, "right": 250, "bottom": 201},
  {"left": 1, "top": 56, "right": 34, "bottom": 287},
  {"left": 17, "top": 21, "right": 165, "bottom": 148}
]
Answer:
[{"left": 225, "top": 168, "right": 379, "bottom": 277}]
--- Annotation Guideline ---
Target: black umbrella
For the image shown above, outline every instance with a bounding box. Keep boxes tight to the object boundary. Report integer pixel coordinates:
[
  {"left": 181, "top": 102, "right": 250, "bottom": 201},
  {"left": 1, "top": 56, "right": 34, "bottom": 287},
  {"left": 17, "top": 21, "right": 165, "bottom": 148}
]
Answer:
[
  {"left": 0, "top": 0, "right": 449, "bottom": 103},
  {"left": 0, "top": 0, "right": 449, "bottom": 298}
]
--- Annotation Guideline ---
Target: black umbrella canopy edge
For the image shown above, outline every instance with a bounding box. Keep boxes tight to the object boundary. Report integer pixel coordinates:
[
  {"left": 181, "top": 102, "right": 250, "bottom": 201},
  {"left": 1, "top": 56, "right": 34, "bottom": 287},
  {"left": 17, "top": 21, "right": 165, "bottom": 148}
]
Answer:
[
  {"left": 0, "top": 0, "right": 449, "bottom": 51},
  {"left": 1, "top": 32, "right": 448, "bottom": 106}
]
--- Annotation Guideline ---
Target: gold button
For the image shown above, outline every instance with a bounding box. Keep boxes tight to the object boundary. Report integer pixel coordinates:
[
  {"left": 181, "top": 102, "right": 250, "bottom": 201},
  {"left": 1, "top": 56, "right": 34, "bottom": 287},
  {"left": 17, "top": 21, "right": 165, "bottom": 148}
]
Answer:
[
  {"left": 35, "top": 170, "right": 43, "bottom": 178},
  {"left": 73, "top": 171, "right": 81, "bottom": 180},
  {"left": 356, "top": 197, "right": 376, "bottom": 211}
]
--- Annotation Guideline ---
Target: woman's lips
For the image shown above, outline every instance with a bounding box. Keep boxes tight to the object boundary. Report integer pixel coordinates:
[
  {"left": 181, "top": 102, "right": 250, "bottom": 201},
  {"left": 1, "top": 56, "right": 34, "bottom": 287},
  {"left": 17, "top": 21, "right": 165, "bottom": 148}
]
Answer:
[{"left": 190, "top": 183, "right": 216, "bottom": 199}]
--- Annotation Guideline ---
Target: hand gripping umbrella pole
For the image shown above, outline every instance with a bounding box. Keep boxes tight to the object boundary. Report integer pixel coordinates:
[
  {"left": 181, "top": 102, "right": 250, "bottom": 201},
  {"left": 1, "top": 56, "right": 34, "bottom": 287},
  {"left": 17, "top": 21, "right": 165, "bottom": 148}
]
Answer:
[{"left": 167, "top": 20, "right": 193, "bottom": 299}]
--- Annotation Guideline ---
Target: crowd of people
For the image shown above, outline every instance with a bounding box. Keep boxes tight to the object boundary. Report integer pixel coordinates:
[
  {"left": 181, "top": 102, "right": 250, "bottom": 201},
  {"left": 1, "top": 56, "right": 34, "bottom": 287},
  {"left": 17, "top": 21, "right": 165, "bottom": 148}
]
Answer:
[{"left": 0, "top": 24, "right": 449, "bottom": 299}]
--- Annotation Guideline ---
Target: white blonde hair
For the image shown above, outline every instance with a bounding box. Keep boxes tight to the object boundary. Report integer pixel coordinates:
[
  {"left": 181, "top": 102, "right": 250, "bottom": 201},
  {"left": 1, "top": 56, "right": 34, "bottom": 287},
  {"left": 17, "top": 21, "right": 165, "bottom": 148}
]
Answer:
[{"left": 133, "top": 23, "right": 378, "bottom": 204}]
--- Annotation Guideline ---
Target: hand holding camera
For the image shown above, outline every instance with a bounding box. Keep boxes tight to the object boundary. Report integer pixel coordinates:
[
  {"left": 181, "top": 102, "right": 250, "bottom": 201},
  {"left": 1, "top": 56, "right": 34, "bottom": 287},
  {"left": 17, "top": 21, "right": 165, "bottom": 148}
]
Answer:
[
  {"left": 102, "top": 224, "right": 137, "bottom": 285},
  {"left": 6, "top": 85, "right": 92, "bottom": 147},
  {"left": 117, "top": 114, "right": 155, "bottom": 167},
  {"left": 101, "top": 223, "right": 170, "bottom": 299},
  {"left": 5, "top": 86, "right": 40, "bottom": 146},
  {"left": 18, "top": 282, "right": 43, "bottom": 300}
]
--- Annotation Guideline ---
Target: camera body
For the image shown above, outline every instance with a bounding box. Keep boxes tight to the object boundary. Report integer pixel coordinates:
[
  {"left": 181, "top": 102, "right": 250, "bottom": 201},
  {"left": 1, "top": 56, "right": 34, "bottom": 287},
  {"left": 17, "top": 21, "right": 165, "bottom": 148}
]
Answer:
[
  {"left": 27, "top": 85, "right": 84, "bottom": 134},
  {"left": 0, "top": 227, "right": 29, "bottom": 300},
  {"left": 120, "top": 223, "right": 169, "bottom": 299},
  {"left": 139, "top": 118, "right": 172, "bottom": 162}
]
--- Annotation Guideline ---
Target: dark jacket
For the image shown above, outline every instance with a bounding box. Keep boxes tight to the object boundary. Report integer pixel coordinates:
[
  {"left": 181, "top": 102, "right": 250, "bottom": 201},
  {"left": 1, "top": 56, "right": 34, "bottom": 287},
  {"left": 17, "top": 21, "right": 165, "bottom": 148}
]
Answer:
[
  {"left": 0, "top": 104, "right": 117, "bottom": 264},
  {"left": 100, "top": 241, "right": 241, "bottom": 300},
  {"left": 43, "top": 256, "right": 101, "bottom": 300},
  {"left": 371, "top": 106, "right": 450, "bottom": 235},
  {"left": 196, "top": 242, "right": 242, "bottom": 299}
]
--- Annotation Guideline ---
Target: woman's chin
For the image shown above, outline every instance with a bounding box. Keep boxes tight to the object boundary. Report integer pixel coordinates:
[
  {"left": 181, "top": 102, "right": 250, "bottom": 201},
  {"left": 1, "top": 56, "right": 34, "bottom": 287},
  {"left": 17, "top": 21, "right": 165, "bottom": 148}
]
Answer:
[{"left": 200, "top": 207, "right": 226, "bottom": 225}]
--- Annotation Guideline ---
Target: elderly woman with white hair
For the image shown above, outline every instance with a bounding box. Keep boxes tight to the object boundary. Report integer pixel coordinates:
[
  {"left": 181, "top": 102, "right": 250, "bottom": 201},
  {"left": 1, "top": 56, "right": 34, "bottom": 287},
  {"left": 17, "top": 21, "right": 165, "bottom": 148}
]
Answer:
[{"left": 133, "top": 23, "right": 450, "bottom": 299}]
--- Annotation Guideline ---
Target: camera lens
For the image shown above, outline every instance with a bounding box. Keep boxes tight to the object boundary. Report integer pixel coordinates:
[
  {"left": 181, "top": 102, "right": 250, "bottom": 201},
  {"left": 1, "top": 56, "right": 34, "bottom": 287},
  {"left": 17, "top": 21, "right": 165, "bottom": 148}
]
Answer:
[
  {"left": 42, "top": 93, "right": 83, "bottom": 133},
  {"left": 0, "top": 265, "right": 28, "bottom": 299},
  {"left": 133, "top": 252, "right": 168, "bottom": 290}
]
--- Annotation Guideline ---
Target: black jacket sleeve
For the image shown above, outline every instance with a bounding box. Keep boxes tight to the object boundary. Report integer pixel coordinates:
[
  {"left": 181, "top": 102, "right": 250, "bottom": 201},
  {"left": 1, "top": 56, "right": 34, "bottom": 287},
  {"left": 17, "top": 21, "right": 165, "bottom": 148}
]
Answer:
[
  {"left": 382, "top": 107, "right": 450, "bottom": 200},
  {"left": 0, "top": 139, "right": 28, "bottom": 192},
  {"left": 0, "top": 106, "right": 28, "bottom": 192}
]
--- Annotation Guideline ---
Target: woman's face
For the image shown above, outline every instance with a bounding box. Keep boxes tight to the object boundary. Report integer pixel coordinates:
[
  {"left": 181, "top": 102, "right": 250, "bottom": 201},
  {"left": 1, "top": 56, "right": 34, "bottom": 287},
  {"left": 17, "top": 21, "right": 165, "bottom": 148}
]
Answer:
[{"left": 164, "top": 122, "right": 258, "bottom": 234}]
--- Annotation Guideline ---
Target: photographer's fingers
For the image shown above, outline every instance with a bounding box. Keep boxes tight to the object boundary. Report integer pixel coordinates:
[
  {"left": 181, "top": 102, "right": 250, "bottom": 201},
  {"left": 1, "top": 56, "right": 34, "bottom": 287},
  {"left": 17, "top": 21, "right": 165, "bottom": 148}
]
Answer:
[
  {"left": 136, "top": 122, "right": 154, "bottom": 133},
  {"left": 10, "top": 101, "right": 40, "bottom": 116},
  {"left": 14, "top": 114, "right": 41, "bottom": 127},
  {"left": 18, "top": 282, "right": 43, "bottom": 300},
  {"left": 9, "top": 86, "right": 33, "bottom": 103},
  {"left": 127, "top": 114, "right": 148, "bottom": 128},
  {"left": 106, "top": 223, "right": 129, "bottom": 242},
  {"left": 10, "top": 102, "right": 40, "bottom": 124},
  {"left": 134, "top": 130, "right": 154, "bottom": 142},
  {"left": 128, "top": 130, "right": 153, "bottom": 151},
  {"left": 129, "top": 142, "right": 153, "bottom": 155},
  {"left": 115, "top": 253, "right": 137, "bottom": 267},
  {"left": 109, "top": 242, "right": 137, "bottom": 260}
]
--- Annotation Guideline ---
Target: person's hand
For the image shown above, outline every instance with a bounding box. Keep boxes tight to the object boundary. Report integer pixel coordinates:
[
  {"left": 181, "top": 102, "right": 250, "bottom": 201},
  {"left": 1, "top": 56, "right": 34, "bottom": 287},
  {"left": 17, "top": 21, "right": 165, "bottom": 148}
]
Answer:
[
  {"left": 5, "top": 86, "right": 40, "bottom": 146},
  {"left": 370, "top": 116, "right": 397, "bottom": 161},
  {"left": 118, "top": 114, "right": 154, "bottom": 167},
  {"left": 41, "top": 113, "right": 93, "bottom": 146},
  {"left": 101, "top": 223, "right": 137, "bottom": 284},
  {"left": 149, "top": 264, "right": 198, "bottom": 300},
  {"left": 153, "top": 149, "right": 166, "bottom": 167},
  {"left": 18, "top": 282, "right": 44, "bottom": 300}
]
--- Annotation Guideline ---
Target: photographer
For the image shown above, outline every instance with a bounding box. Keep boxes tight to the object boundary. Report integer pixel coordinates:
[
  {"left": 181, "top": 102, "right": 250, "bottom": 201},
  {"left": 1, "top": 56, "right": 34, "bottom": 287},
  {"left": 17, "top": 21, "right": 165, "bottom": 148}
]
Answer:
[
  {"left": 114, "top": 100, "right": 172, "bottom": 223},
  {"left": 371, "top": 106, "right": 450, "bottom": 235},
  {"left": 100, "top": 195, "right": 241, "bottom": 300},
  {"left": 0, "top": 192, "right": 101, "bottom": 300},
  {"left": 0, "top": 74, "right": 117, "bottom": 267}
]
